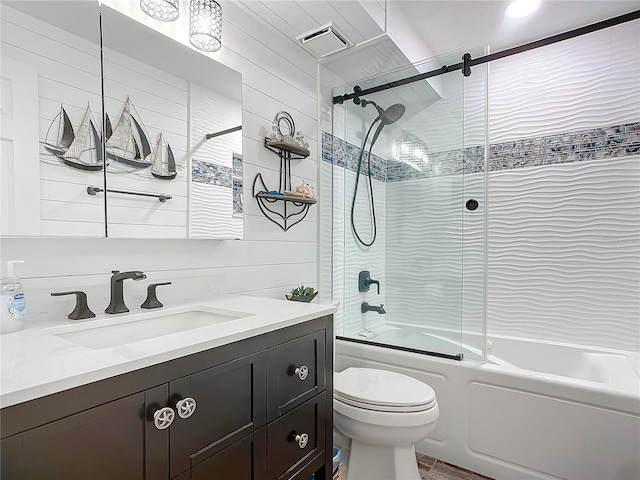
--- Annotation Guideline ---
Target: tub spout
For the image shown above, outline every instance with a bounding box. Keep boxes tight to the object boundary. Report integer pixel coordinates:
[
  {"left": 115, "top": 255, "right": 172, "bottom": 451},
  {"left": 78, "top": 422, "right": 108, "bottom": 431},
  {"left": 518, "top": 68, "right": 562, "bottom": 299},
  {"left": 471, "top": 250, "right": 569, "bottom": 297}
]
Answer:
[{"left": 362, "top": 302, "right": 385, "bottom": 314}]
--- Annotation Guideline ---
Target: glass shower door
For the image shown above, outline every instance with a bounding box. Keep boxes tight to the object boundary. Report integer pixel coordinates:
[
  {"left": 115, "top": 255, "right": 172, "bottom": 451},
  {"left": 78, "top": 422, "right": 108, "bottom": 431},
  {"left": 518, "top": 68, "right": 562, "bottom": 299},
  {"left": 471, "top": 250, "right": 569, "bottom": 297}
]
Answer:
[{"left": 332, "top": 51, "right": 473, "bottom": 359}]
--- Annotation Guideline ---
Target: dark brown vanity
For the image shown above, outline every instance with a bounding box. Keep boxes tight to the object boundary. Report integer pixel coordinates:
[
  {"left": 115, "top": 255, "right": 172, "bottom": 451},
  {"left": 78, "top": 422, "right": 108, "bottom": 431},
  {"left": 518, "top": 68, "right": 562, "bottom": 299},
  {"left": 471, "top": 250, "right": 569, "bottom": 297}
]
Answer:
[{"left": 1, "top": 314, "right": 333, "bottom": 480}]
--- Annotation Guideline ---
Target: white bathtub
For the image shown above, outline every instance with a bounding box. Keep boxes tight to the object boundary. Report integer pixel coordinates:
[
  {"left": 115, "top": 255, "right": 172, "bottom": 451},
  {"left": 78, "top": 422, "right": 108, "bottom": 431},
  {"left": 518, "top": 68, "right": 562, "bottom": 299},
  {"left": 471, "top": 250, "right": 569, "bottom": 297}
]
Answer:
[{"left": 335, "top": 333, "right": 640, "bottom": 480}]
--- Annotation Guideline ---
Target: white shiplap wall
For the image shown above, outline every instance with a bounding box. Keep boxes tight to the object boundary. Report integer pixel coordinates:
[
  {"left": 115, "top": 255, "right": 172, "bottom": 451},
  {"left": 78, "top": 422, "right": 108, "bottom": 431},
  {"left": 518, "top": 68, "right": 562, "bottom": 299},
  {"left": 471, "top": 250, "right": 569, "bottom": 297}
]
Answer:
[{"left": 0, "top": 0, "right": 320, "bottom": 323}]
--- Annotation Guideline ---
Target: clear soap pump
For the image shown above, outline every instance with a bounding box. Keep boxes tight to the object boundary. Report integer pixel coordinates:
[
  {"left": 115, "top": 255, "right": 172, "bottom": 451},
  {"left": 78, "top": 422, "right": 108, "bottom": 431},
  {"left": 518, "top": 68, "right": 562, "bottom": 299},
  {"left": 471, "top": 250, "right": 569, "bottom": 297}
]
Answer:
[{"left": 1, "top": 260, "right": 26, "bottom": 334}]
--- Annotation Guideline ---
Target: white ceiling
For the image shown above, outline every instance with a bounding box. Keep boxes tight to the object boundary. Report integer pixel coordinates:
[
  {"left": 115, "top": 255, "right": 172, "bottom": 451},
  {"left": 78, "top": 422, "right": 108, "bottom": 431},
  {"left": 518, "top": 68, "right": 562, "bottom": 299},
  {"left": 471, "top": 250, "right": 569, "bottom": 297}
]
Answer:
[
  {"left": 243, "top": 1, "right": 639, "bottom": 62},
  {"left": 391, "top": 0, "right": 640, "bottom": 57}
]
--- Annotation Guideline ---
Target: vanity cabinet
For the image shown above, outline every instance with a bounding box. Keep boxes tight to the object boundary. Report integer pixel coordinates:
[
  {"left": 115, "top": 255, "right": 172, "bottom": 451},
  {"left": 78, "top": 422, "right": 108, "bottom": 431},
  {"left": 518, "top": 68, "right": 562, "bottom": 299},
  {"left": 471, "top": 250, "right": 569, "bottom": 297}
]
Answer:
[
  {"left": 0, "top": 390, "right": 151, "bottom": 479},
  {"left": 0, "top": 315, "right": 333, "bottom": 480}
]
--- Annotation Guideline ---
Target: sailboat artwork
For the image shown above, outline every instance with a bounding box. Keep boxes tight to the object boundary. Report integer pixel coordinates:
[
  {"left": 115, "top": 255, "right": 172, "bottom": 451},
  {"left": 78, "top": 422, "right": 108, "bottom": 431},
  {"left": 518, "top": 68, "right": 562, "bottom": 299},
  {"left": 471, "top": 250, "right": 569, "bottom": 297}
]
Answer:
[
  {"left": 150, "top": 132, "right": 177, "bottom": 180},
  {"left": 43, "top": 105, "right": 74, "bottom": 157},
  {"left": 106, "top": 96, "right": 153, "bottom": 169},
  {"left": 41, "top": 97, "right": 178, "bottom": 180},
  {"left": 42, "top": 104, "right": 104, "bottom": 171}
]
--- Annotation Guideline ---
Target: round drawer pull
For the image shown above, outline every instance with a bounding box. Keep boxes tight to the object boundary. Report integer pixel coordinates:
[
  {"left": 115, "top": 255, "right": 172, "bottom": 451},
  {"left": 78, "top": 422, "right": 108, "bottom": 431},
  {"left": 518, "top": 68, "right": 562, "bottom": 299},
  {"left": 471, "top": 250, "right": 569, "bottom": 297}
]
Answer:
[
  {"left": 153, "top": 407, "right": 175, "bottom": 430},
  {"left": 294, "top": 433, "right": 309, "bottom": 449},
  {"left": 176, "top": 397, "right": 197, "bottom": 419},
  {"left": 294, "top": 365, "right": 309, "bottom": 381}
]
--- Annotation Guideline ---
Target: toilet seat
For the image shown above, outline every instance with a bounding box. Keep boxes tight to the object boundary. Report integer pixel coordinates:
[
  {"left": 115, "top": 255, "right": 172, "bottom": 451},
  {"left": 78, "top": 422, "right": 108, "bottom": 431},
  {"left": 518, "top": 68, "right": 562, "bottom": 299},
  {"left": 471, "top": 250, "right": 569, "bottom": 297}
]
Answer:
[{"left": 334, "top": 367, "right": 436, "bottom": 413}]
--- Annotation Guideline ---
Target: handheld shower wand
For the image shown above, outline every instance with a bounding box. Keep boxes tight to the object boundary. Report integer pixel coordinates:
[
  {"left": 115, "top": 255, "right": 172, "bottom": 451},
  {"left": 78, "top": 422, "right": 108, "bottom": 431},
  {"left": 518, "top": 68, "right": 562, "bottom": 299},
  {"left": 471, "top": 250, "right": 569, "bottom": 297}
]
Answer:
[{"left": 350, "top": 99, "right": 406, "bottom": 246}]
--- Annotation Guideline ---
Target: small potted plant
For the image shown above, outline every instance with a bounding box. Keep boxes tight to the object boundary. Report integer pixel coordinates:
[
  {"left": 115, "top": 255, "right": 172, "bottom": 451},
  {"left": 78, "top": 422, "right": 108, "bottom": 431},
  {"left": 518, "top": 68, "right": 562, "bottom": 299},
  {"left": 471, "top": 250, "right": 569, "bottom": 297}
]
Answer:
[{"left": 286, "top": 285, "right": 318, "bottom": 303}]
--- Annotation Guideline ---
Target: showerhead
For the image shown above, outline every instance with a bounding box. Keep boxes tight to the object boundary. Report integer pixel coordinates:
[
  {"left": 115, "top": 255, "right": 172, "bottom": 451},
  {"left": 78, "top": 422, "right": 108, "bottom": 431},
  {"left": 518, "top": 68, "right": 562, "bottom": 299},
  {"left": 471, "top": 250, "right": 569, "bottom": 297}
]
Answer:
[
  {"left": 361, "top": 99, "right": 406, "bottom": 125},
  {"left": 379, "top": 103, "right": 406, "bottom": 125}
]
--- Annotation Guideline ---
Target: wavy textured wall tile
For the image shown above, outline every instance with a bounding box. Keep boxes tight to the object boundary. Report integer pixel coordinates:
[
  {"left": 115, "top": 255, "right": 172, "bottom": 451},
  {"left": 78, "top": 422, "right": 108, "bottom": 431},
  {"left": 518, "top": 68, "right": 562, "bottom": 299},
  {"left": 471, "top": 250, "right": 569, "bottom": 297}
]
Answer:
[
  {"left": 329, "top": 20, "right": 639, "bottom": 354},
  {"left": 487, "top": 156, "right": 640, "bottom": 350},
  {"left": 489, "top": 22, "right": 640, "bottom": 144}
]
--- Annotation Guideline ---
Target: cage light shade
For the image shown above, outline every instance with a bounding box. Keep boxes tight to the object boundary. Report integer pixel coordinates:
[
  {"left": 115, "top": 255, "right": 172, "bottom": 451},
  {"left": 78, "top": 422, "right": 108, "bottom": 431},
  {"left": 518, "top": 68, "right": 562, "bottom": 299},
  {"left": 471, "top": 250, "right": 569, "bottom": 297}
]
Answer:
[
  {"left": 396, "top": 132, "right": 431, "bottom": 172},
  {"left": 140, "top": 0, "right": 179, "bottom": 22},
  {"left": 189, "top": 0, "right": 222, "bottom": 52}
]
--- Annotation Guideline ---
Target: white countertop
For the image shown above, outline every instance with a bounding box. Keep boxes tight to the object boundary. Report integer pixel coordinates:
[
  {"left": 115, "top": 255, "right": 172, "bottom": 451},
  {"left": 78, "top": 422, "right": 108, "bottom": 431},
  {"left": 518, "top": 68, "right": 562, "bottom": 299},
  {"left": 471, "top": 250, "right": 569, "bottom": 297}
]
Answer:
[{"left": 0, "top": 295, "right": 336, "bottom": 408}]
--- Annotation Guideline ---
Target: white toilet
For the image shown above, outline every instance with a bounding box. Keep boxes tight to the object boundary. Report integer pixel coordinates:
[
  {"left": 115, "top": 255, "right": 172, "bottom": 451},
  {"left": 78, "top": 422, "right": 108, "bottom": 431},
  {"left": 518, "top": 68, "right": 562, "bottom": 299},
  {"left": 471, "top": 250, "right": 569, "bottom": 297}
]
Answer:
[{"left": 333, "top": 367, "right": 439, "bottom": 480}]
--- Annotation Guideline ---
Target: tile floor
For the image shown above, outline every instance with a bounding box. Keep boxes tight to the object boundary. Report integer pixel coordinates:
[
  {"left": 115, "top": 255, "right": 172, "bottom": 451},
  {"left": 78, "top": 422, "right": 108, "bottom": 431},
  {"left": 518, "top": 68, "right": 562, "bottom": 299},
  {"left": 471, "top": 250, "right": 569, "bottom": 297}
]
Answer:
[
  {"left": 416, "top": 453, "right": 494, "bottom": 480},
  {"left": 336, "top": 447, "right": 493, "bottom": 480}
]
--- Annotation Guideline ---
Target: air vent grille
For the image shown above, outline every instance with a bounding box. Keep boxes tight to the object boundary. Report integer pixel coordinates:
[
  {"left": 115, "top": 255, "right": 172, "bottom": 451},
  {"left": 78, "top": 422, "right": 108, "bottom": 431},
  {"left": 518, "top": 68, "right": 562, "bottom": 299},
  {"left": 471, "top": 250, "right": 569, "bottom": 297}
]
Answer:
[{"left": 296, "top": 22, "right": 349, "bottom": 58}]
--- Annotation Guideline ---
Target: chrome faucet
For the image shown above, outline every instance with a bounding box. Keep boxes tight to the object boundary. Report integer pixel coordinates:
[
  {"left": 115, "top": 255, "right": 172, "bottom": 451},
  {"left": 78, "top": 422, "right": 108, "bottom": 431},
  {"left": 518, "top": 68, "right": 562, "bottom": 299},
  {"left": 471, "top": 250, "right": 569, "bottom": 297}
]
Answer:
[
  {"left": 105, "top": 270, "right": 147, "bottom": 314},
  {"left": 361, "top": 302, "right": 386, "bottom": 314}
]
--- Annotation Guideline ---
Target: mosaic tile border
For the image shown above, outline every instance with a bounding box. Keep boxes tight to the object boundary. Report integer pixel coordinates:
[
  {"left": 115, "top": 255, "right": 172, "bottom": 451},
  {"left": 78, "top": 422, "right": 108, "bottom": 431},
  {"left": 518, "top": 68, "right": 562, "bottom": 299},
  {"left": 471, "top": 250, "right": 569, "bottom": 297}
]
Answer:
[
  {"left": 489, "top": 122, "right": 640, "bottom": 171},
  {"left": 322, "top": 121, "right": 640, "bottom": 182},
  {"left": 321, "top": 130, "right": 387, "bottom": 182},
  {"left": 192, "top": 159, "right": 232, "bottom": 188},
  {"left": 233, "top": 179, "right": 243, "bottom": 215},
  {"left": 232, "top": 153, "right": 243, "bottom": 178}
]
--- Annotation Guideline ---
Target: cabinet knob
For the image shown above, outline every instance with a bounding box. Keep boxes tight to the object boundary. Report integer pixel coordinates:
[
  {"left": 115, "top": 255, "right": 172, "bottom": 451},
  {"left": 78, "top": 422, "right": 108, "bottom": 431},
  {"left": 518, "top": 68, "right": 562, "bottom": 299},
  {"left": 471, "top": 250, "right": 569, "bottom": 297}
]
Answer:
[
  {"left": 175, "top": 397, "right": 197, "bottom": 419},
  {"left": 293, "top": 432, "right": 309, "bottom": 449},
  {"left": 153, "top": 407, "right": 175, "bottom": 430},
  {"left": 294, "top": 365, "right": 309, "bottom": 381}
]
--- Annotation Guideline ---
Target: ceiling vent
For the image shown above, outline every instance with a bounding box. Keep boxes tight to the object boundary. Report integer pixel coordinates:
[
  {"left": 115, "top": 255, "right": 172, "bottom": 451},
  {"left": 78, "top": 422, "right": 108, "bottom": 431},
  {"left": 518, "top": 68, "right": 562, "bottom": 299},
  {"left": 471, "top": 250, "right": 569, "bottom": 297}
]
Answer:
[{"left": 296, "top": 22, "right": 350, "bottom": 59}]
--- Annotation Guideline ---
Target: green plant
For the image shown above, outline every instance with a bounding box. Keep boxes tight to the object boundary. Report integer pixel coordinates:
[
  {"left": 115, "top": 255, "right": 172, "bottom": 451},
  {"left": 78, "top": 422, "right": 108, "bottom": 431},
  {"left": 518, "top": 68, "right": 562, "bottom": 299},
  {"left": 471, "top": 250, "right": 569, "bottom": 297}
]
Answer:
[{"left": 290, "top": 285, "right": 315, "bottom": 297}]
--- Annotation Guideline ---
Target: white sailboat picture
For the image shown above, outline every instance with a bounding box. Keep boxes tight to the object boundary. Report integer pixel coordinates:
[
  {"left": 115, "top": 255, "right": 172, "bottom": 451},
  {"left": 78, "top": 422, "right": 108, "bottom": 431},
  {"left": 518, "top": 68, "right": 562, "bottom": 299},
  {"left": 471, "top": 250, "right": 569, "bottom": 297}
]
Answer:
[
  {"left": 106, "top": 96, "right": 153, "bottom": 168},
  {"left": 150, "top": 132, "right": 177, "bottom": 180}
]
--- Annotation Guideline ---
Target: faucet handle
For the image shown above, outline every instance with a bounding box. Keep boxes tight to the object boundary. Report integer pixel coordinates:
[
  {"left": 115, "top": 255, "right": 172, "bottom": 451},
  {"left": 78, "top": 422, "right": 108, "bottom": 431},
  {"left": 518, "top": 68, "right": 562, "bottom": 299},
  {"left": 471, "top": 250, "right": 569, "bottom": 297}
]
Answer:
[
  {"left": 51, "top": 291, "right": 96, "bottom": 320},
  {"left": 141, "top": 282, "right": 172, "bottom": 309}
]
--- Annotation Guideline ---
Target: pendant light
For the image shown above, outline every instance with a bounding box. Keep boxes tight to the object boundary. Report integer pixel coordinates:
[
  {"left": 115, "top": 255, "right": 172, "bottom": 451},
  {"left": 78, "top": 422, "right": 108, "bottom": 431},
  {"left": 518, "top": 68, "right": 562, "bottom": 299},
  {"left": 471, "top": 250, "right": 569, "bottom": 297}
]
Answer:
[
  {"left": 140, "top": 0, "right": 179, "bottom": 22},
  {"left": 189, "top": 0, "right": 223, "bottom": 52}
]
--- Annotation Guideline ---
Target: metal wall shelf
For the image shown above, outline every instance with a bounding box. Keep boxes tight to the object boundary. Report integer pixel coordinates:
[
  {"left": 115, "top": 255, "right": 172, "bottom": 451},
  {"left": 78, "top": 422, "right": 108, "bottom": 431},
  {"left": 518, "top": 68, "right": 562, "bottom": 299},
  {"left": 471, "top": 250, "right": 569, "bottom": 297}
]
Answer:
[{"left": 253, "top": 138, "right": 315, "bottom": 231}]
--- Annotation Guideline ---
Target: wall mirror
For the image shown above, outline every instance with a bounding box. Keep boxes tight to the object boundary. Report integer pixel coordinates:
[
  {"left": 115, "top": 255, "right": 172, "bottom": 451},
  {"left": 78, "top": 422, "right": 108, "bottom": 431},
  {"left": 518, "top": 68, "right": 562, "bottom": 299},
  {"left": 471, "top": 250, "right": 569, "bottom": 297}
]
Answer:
[
  {"left": 0, "top": 1, "right": 243, "bottom": 239},
  {"left": 1, "top": 1, "right": 103, "bottom": 237}
]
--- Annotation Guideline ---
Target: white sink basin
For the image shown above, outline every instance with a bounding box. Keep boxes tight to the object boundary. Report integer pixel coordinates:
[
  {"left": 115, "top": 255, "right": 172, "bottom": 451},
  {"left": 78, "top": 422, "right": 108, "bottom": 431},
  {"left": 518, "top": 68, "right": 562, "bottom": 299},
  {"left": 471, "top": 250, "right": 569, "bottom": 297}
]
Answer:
[{"left": 46, "top": 306, "right": 252, "bottom": 349}]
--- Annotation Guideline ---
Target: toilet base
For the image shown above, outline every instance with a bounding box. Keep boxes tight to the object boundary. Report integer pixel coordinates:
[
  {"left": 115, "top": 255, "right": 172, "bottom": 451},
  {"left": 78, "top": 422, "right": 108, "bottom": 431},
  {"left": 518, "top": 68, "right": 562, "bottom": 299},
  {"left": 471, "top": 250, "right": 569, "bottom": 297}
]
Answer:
[{"left": 347, "top": 439, "right": 421, "bottom": 480}]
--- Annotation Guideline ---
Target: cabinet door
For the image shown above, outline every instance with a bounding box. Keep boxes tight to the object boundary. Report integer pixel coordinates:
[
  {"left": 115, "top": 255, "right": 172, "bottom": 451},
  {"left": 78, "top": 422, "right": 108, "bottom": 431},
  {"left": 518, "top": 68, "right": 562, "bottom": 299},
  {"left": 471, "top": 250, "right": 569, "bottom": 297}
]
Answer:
[
  {"left": 1, "top": 392, "right": 148, "bottom": 480},
  {"left": 168, "top": 352, "right": 266, "bottom": 478},
  {"left": 189, "top": 427, "right": 266, "bottom": 480},
  {"left": 267, "top": 331, "right": 326, "bottom": 421}
]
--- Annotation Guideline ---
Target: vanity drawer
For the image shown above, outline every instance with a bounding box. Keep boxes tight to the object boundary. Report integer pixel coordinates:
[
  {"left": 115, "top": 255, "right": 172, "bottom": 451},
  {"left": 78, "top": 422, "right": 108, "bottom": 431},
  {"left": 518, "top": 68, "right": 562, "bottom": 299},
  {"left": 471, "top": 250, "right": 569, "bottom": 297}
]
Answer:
[
  {"left": 266, "top": 331, "right": 326, "bottom": 421},
  {"left": 267, "top": 392, "right": 326, "bottom": 480}
]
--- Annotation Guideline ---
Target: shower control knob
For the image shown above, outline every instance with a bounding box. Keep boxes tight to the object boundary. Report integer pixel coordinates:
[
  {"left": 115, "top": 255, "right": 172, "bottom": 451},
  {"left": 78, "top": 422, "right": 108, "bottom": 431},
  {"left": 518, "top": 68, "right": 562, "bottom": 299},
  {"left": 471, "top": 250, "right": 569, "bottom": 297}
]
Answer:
[
  {"left": 466, "top": 199, "right": 479, "bottom": 211},
  {"left": 294, "top": 365, "right": 309, "bottom": 381}
]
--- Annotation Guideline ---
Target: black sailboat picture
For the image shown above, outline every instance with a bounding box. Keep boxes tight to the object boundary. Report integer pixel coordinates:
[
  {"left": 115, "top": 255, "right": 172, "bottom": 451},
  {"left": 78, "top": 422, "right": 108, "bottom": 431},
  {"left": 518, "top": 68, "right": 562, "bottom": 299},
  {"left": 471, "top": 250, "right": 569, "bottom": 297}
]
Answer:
[
  {"left": 42, "top": 104, "right": 104, "bottom": 171},
  {"left": 150, "top": 132, "right": 177, "bottom": 180},
  {"left": 43, "top": 105, "right": 75, "bottom": 157},
  {"left": 106, "top": 97, "right": 153, "bottom": 168},
  {"left": 105, "top": 114, "right": 113, "bottom": 140}
]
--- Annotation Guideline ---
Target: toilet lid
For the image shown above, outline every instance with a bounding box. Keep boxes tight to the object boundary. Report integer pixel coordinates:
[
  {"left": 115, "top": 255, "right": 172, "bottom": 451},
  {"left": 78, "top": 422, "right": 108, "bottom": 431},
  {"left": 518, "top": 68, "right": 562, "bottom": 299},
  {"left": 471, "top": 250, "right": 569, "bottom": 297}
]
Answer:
[{"left": 334, "top": 367, "right": 436, "bottom": 412}]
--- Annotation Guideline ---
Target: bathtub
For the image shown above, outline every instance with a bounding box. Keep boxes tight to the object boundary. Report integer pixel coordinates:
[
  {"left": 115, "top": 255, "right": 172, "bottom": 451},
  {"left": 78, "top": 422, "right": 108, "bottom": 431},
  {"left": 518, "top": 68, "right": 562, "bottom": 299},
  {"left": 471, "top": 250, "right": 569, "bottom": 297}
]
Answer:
[{"left": 335, "top": 331, "right": 640, "bottom": 480}]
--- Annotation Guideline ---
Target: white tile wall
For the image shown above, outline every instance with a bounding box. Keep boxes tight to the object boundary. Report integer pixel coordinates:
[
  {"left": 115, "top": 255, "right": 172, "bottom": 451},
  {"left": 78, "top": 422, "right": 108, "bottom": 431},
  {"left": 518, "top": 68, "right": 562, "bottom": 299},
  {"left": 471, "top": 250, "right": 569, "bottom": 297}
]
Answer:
[
  {"left": 486, "top": 22, "right": 640, "bottom": 351},
  {"left": 0, "top": 0, "right": 320, "bottom": 324}
]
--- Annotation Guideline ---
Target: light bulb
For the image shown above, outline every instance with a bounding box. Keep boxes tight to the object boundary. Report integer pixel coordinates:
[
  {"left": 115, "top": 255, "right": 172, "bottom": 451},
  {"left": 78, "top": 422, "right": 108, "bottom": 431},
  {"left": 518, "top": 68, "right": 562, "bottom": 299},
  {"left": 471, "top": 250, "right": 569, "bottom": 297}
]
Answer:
[{"left": 505, "top": 0, "right": 541, "bottom": 18}]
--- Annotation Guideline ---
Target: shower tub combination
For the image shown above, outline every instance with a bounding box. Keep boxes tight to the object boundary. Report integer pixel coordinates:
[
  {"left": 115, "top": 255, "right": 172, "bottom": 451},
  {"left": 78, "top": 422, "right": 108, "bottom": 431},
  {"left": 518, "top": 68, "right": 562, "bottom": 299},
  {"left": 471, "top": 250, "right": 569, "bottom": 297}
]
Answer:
[{"left": 335, "top": 327, "right": 640, "bottom": 480}]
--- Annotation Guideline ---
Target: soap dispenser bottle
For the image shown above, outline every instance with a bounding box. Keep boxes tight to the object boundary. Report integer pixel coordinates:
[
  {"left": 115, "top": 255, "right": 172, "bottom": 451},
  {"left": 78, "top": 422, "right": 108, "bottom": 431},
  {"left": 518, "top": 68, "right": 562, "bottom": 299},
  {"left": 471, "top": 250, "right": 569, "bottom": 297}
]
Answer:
[{"left": 1, "top": 260, "right": 26, "bottom": 334}]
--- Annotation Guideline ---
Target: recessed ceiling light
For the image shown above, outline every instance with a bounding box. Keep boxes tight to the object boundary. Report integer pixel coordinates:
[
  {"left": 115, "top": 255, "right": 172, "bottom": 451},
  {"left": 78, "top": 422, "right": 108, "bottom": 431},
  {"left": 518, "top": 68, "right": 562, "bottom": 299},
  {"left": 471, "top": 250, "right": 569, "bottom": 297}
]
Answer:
[{"left": 505, "top": 0, "right": 541, "bottom": 18}]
